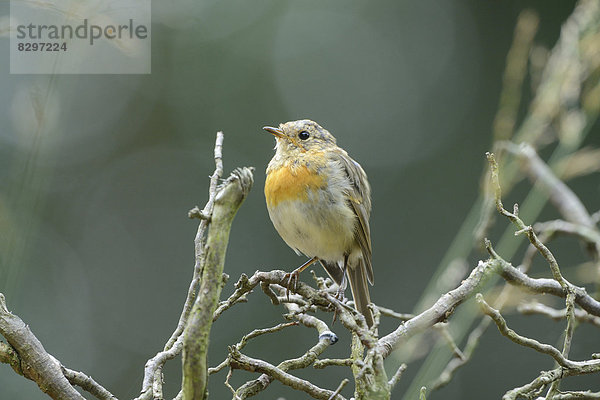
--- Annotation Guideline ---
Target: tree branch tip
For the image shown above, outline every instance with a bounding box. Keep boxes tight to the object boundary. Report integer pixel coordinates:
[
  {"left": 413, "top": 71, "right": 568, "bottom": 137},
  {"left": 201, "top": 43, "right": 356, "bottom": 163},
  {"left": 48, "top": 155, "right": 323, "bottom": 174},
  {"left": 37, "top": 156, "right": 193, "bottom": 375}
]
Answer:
[
  {"left": 234, "top": 273, "right": 250, "bottom": 288},
  {"left": 187, "top": 207, "right": 211, "bottom": 220},
  {"left": 318, "top": 331, "right": 339, "bottom": 345},
  {"left": 0, "top": 293, "right": 8, "bottom": 313},
  {"left": 329, "top": 378, "right": 349, "bottom": 399},
  {"left": 483, "top": 238, "right": 492, "bottom": 249},
  {"left": 514, "top": 226, "right": 531, "bottom": 236},
  {"left": 484, "top": 239, "right": 501, "bottom": 260}
]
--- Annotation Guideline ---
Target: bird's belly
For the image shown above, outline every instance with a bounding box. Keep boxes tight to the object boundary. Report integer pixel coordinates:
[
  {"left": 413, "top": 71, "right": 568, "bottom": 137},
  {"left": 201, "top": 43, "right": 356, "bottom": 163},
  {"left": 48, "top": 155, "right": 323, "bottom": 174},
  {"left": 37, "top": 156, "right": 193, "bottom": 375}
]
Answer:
[{"left": 267, "top": 196, "right": 356, "bottom": 262}]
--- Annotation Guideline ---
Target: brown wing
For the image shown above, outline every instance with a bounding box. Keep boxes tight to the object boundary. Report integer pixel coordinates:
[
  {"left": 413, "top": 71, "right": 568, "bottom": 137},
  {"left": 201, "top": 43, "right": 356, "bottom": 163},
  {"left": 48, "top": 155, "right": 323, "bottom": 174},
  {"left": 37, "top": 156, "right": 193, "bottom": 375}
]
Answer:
[{"left": 337, "top": 151, "right": 374, "bottom": 284}]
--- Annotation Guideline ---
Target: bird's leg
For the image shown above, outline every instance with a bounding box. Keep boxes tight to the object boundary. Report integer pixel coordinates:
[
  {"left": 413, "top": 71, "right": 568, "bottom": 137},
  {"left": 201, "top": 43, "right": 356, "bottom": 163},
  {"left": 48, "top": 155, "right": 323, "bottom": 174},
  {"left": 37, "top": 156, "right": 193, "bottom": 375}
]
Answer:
[
  {"left": 336, "top": 255, "right": 349, "bottom": 300},
  {"left": 332, "top": 255, "right": 349, "bottom": 325},
  {"left": 284, "top": 256, "right": 319, "bottom": 299}
]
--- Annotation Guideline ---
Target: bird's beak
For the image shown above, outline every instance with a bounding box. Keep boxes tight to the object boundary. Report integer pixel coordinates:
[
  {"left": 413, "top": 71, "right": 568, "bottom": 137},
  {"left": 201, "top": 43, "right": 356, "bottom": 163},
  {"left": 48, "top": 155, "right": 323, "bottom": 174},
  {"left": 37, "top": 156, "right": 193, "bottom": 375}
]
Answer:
[{"left": 263, "top": 126, "right": 285, "bottom": 139}]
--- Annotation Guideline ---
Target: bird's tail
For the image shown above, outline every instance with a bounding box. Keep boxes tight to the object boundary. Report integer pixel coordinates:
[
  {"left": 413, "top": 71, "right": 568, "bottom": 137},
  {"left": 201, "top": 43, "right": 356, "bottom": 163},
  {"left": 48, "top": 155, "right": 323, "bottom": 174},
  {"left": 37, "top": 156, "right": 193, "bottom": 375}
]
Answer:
[{"left": 347, "top": 258, "right": 374, "bottom": 327}]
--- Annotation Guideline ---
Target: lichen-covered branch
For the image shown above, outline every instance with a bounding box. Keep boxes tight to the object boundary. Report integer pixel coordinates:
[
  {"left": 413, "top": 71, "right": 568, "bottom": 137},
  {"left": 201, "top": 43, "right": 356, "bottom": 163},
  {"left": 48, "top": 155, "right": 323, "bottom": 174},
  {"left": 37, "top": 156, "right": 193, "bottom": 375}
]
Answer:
[
  {"left": 182, "top": 166, "right": 254, "bottom": 400},
  {"left": 136, "top": 131, "right": 228, "bottom": 400},
  {"left": 0, "top": 294, "right": 86, "bottom": 400}
]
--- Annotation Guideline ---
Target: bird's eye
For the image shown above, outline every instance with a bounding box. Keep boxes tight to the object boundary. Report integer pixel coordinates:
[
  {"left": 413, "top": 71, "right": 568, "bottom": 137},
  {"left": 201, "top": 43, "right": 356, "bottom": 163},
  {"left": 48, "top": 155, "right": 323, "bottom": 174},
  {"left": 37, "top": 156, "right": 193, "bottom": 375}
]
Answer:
[{"left": 298, "top": 131, "right": 310, "bottom": 140}]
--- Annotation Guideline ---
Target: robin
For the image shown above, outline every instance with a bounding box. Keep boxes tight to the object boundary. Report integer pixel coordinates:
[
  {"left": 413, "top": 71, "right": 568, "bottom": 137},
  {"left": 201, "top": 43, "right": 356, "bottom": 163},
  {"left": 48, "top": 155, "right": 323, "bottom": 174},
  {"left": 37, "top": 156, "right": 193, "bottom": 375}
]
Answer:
[{"left": 263, "top": 119, "right": 374, "bottom": 327}]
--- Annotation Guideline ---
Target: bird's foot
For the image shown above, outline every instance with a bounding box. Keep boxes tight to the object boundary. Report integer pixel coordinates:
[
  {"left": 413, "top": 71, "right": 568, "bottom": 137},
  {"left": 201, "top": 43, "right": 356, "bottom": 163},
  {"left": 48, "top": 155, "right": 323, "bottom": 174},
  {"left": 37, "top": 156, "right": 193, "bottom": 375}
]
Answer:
[{"left": 283, "top": 269, "right": 301, "bottom": 301}]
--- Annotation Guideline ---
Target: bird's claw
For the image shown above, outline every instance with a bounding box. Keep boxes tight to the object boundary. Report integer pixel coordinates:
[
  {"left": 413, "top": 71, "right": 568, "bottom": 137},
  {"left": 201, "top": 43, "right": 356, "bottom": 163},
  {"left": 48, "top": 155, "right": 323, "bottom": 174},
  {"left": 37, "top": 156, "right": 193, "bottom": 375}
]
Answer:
[{"left": 283, "top": 270, "right": 300, "bottom": 301}]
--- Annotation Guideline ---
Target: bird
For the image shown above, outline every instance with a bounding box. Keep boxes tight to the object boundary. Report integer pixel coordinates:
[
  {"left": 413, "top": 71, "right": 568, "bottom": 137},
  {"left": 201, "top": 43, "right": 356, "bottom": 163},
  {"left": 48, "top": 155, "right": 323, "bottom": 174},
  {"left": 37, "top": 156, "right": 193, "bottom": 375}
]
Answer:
[{"left": 262, "top": 119, "right": 374, "bottom": 327}]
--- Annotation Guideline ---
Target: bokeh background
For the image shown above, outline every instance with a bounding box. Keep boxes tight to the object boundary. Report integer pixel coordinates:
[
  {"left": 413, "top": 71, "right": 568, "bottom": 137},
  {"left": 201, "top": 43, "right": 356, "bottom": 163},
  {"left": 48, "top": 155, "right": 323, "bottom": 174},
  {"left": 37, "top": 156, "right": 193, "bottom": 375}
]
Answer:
[{"left": 2, "top": 0, "right": 599, "bottom": 399}]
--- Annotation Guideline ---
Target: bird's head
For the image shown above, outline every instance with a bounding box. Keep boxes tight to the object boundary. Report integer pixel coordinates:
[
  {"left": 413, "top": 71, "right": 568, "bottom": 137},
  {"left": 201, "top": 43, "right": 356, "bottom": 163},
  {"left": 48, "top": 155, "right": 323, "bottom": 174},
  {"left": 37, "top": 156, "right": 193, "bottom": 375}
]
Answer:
[{"left": 263, "top": 119, "right": 337, "bottom": 156}]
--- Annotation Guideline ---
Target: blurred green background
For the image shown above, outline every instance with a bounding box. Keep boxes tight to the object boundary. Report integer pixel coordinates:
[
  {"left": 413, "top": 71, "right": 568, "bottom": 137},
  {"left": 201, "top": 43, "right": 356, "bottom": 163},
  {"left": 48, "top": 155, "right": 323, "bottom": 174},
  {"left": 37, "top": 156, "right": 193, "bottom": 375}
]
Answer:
[{"left": 2, "top": 0, "right": 600, "bottom": 399}]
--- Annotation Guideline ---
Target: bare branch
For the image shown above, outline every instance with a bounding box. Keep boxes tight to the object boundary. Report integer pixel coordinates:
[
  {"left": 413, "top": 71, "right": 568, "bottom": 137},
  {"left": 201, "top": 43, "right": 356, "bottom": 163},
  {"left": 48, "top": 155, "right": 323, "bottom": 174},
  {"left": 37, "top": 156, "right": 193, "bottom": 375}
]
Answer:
[
  {"left": 182, "top": 166, "right": 254, "bottom": 400},
  {"left": 552, "top": 390, "right": 600, "bottom": 399},
  {"left": 477, "top": 293, "right": 600, "bottom": 370},
  {"left": 229, "top": 348, "right": 345, "bottom": 400},
  {"left": 329, "top": 379, "right": 349, "bottom": 400},
  {"left": 534, "top": 219, "right": 600, "bottom": 253},
  {"left": 489, "top": 250, "right": 600, "bottom": 317},
  {"left": 137, "top": 132, "right": 228, "bottom": 400},
  {"left": 0, "top": 294, "right": 85, "bottom": 400},
  {"left": 376, "top": 306, "right": 414, "bottom": 321},
  {"left": 518, "top": 302, "right": 600, "bottom": 327},
  {"left": 388, "top": 363, "right": 407, "bottom": 390},
  {"left": 313, "top": 359, "right": 354, "bottom": 369},
  {"left": 487, "top": 151, "right": 571, "bottom": 289},
  {"left": 503, "top": 365, "right": 600, "bottom": 400},
  {"left": 432, "top": 316, "right": 491, "bottom": 390},
  {"left": 377, "top": 259, "right": 496, "bottom": 358},
  {"left": 500, "top": 142, "right": 596, "bottom": 229},
  {"left": 435, "top": 323, "right": 465, "bottom": 362},
  {"left": 62, "top": 367, "right": 118, "bottom": 400},
  {"left": 232, "top": 285, "right": 340, "bottom": 399}
]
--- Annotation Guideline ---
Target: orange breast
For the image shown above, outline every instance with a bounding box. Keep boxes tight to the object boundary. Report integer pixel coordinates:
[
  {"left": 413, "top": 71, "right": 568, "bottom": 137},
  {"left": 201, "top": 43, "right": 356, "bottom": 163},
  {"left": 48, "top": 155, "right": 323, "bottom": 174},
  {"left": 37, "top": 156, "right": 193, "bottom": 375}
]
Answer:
[{"left": 265, "top": 164, "right": 326, "bottom": 207}]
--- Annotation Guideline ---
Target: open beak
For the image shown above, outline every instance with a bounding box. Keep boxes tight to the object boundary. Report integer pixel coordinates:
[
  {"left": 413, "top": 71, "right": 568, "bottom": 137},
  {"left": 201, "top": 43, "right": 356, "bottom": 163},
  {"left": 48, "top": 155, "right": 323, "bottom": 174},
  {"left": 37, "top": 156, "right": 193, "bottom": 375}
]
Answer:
[{"left": 263, "top": 126, "right": 285, "bottom": 139}]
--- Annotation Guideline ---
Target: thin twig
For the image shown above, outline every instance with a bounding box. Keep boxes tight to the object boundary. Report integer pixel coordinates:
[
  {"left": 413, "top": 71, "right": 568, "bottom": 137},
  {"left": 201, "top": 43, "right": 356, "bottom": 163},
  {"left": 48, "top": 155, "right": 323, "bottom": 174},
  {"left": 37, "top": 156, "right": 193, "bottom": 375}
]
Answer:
[
  {"left": 388, "top": 363, "right": 407, "bottom": 389},
  {"left": 434, "top": 323, "right": 465, "bottom": 361},
  {"left": 477, "top": 294, "right": 600, "bottom": 370},
  {"left": 61, "top": 367, "right": 118, "bottom": 400},
  {"left": 487, "top": 151, "right": 571, "bottom": 289},
  {"left": 313, "top": 358, "right": 354, "bottom": 369},
  {"left": 517, "top": 302, "right": 600, "bottom": 327},
  {"left": 328, "top": 379, "right": 349, "bottom": 400},
  {"left": 229, "top": 348, "right": 345, "bottom": 400}
]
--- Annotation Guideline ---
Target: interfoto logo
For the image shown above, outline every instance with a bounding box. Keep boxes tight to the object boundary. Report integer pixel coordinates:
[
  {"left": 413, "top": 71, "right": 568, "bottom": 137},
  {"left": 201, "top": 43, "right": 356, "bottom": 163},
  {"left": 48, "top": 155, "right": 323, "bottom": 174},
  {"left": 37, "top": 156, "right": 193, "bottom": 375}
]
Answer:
[{"left": 10, "top": 0, "right": 151, "bottom": 74}]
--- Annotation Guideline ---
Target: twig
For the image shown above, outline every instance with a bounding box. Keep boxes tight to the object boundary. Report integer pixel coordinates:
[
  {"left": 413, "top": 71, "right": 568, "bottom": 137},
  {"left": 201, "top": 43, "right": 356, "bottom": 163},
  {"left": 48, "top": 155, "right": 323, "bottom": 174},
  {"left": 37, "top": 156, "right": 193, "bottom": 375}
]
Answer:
[
  {"left": 551, "top": 390, "right": 600, "bottom": 399},
  {"left": 475, "top": 9, "right": 540, "bottom": 242},
  {"left": 477, "top": 293, "right": 600, "bottom": 371},
  {"left": 313, "top": 358, "right": 354, "bottom": 369},
  {"left": 503, "top": 364, "right": 600, "bottom": 400},
  {"left": 517, "top": 301, "right": 600, "bottom": 327},
  {"left": 503, "top": 368, "right": 563, "bottom": 400},
  {"left": 377, "top": 259, "right": 496, "bottom": 358},
  {"left": 0, "top": 294, "right": 86, "bottom": 400},
  {"left": 376, "top": 306, "right": 414, "bottom": 321},
  {"left": 499, "top": 141, "right": 596, "bottom": 230},
  {"left": 486, "top": 242, "right": 600, "bottom": 317},
  {"left": 228, "top": 277, "right": 342, "bottom": 399},
  {"left": 137, "top": 132, "right": 226, "bottom": 400},
  {"left": 432, "top": 316, "right": 491, "bottom": 390},
  {"left": 61, "top": 367, "right": 118, "bottom": 400},
  {"left": 182, "top": 166, "right": 254, "bottom": 399},
  {"left": 208, "top": 321, "right": 300, "bottom": 378},
  {"left": 534, "top": 219, "right": 600, "bottom": 254},
  {"left": 388, "top": 363, "right": 407, "bottom": 389},
  {"left": 229, "top": 348, "right": 345, "bottom": 400},
  {"left": 487, "top": 151, "right": 572, "bottom": 289},
  {"left": 434, "top": 323, "right": 465, "bottom": 361},
  {"left": 328, "top": 379, "right": 349, "bottom": 400},
  {"left": 546, "top": 291, "right": 577, "bottom": 398}
]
